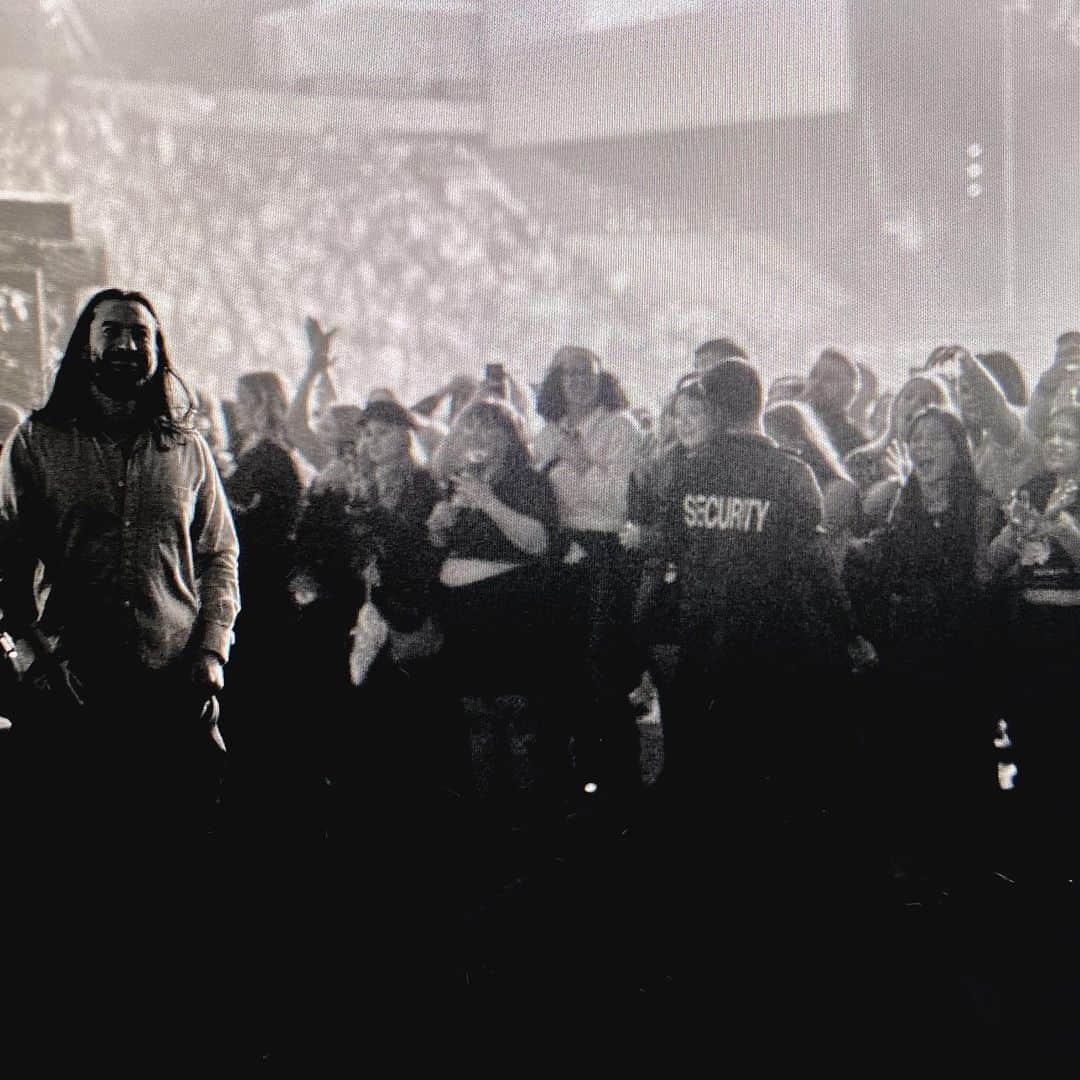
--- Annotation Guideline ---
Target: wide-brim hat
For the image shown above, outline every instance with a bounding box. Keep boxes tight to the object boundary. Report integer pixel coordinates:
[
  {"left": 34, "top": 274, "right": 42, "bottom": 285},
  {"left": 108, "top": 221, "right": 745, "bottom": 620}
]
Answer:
[{"left": 360, "top": 397, "right": 418, "bottom": 430}]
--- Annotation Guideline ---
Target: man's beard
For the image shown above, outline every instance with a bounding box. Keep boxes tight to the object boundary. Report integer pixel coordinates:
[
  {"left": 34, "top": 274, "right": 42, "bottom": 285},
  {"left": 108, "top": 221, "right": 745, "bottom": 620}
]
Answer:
[{"left": 90, "top": 348, "right": 154, "bottom": 402}]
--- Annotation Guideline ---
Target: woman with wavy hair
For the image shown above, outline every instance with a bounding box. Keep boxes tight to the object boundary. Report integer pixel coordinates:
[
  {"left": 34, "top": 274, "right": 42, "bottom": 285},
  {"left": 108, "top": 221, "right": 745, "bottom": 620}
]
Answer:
[
  {"left": 763, "top": 399, "right": 863, "bottom": 568},
  {"left": 228, "top": 372, "right": 305, "bottom": 598},
  {"left": 222, "top": 370, "right": 308, "bottom": 840},
  {"left": 844, "top": 372, "right": 955, "bottom": 528},
  {"left": 621, "top": 372, "right": 713, "bottom": 785},
  {"left": 531, "top": 345, "right": 647, "bottom": 810},
  {"left": 292, "top": 397, "right": 443, "bottom": 841},
  {"left": 428, "top": 396, "right": 565, "bottom": 809},
  {"left": 844, "top": 405, "right": 1001, "bottom": 888}
]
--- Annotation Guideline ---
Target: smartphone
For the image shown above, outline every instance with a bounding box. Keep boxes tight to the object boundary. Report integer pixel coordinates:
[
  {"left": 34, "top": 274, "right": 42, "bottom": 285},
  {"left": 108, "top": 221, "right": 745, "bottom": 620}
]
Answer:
[{"left": 484, "top": 362, "right": 507, "bottom": 397}]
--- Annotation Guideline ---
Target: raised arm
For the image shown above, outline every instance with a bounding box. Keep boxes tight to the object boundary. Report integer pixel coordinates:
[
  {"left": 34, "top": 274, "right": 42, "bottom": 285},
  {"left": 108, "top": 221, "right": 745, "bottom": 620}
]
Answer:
[{"left": 286, "top": 317, "right": 338, "bottom": 472}]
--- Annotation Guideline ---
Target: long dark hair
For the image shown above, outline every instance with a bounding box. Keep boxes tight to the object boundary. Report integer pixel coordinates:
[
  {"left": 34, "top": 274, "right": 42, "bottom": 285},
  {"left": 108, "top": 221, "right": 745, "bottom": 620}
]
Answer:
[
  {"left": 844, "top": 373, "right": 953, "bottom": 476},
  {"left": 890, "top": 405, "right": 979, "bottom": 568},
  {"left": 762, "top": 400, "right": 851, "bottom": 487},
  {"left": 35, "top": 288, "right": 194, "bottom": 447},
  {"left": 535, "top": 346, "right": 628, "bottom": 423},
  {"left": 236, "top": 370, "right": 290, "bottom": 447}
]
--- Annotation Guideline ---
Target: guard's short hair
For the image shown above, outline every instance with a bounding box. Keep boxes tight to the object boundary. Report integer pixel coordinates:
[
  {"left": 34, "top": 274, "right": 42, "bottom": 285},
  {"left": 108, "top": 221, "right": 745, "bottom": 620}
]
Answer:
[
  {"left": 702, "top": 358, "right": 763, "bottom": 429},
  {"left": 694, "top": 337, "right": 748, "bottom": 367}
]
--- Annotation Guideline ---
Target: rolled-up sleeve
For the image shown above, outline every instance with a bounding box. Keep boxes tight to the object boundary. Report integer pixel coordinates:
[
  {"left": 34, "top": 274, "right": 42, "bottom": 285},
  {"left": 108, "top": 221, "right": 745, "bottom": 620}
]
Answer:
[{"left": 190, "top": 435, "right": 240, "bottom": 661}]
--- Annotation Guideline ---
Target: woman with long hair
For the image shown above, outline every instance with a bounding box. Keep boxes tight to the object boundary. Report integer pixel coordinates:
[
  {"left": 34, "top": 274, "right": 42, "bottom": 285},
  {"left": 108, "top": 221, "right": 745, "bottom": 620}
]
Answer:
[
  {"left": 925, "top": 344, "right": 1041, "bottom": 505},
  {"left": 988, "top": 388, "right": 1080, "bottom": 881},
  {"left": 428, "top": 396, "right": 564, "bottom": 812},
  {"left": 228, "top": 372, "right": 305, "bottom": 596},
  {"left": 293, "top": 398, "right": 434, "bottom": 697},
  {"left": 844, "top": 405, "right": 1001, "bottom": 889},
  {"left": 763, "top": 399, "right": 864, "bottom": 569},
  {"left": 760, "top": 399, "right": 871, "bottom": 846},
  {"left": 844, "top": 372, "right": 954, "bottom": 528},
  {"left": 222, "top": 370, "right": 308, "bottom": 841},
  {"left": 621, "top": 373, "right": 713, "bottom": 786},
  {"left": 531, "top": 345, "right": 647, "bottom": 811},
  {"left": 292, "top": 397, "right": 443, "bottom": 841}
]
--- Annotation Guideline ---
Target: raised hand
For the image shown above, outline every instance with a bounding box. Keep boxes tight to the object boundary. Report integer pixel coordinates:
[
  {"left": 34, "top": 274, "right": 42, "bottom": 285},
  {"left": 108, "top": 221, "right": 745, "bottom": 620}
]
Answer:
[
  {"left": 1045, "top": 508, "right": 1080, "bottom": 549},
  {"left": 884, "top": 438, "right": 913, "bottom": 486},
  {"left": 1044, "top": 478, "right": 1080, "bottom": 520},
  {"left": 303, "top": 315, "right": 339, "bottom": 373}
]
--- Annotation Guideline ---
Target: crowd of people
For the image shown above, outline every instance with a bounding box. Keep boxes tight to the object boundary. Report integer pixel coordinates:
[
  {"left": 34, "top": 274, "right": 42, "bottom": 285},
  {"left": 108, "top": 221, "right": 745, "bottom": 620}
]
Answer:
[
  {"left": 227, "top": 325, "right": 1080, "bottom": 889},
  {"left": 0, "top": 81, "right": 742, "bottom": 410},
  {"left": 3, "top": 86, "right": 1080, "bottom": 1021},
  {"left": 5, "top": 284, "right": 1078, "bottom": 902}
]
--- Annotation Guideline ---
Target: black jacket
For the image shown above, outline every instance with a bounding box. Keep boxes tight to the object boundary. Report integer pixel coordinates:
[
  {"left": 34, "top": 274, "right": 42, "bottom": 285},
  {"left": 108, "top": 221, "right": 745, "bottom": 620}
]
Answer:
[{"left": 659, "top": 432, "right": 850, "bottom": 669}]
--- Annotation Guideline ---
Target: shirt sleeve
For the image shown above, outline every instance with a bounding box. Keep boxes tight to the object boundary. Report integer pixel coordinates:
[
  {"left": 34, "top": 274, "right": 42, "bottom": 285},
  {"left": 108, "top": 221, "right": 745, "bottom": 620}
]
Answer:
[
  {"left": 190, "top": 434, "right": 241, "bottom": 661},
  {"left": 0, "top": 424, "right": 44, "bottom": 636}
]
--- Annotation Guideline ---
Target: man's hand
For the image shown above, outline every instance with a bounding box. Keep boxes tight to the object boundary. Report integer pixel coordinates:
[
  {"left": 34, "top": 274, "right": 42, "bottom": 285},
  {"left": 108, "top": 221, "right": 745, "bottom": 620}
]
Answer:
[
  {"left": 23, "top": 640, "right": 86, "bottom": 707},
  {"left": 191, "top": 650, "right": 225, "bottom": 695}
]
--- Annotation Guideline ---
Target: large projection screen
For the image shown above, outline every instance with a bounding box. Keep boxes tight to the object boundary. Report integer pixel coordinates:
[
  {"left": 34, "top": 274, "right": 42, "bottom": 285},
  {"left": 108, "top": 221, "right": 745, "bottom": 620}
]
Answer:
[{"left": 488, "top": 0, "right": 852, "bottom": 146}]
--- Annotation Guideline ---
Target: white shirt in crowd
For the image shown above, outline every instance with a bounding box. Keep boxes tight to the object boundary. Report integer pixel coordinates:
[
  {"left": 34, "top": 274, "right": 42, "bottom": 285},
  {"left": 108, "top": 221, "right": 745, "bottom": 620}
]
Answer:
[{"left": 531, "top": 406, "right": 645, "bottom": 533}]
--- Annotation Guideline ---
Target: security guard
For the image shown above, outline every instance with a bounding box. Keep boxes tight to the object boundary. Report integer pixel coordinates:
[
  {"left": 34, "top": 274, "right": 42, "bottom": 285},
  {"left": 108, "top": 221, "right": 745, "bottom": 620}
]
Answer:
[{"left": 659, "top": 358, "right": 852, "bottom": 827}]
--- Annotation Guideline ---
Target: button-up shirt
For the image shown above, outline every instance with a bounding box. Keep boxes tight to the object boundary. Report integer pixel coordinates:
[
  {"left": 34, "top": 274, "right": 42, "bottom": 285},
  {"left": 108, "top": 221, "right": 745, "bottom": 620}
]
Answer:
[
  {"left": 531, "top": 407, "right": 645, "bottom": 533},
  {"left": 0, "top": 417, "right": 240, "bottom": 672}
]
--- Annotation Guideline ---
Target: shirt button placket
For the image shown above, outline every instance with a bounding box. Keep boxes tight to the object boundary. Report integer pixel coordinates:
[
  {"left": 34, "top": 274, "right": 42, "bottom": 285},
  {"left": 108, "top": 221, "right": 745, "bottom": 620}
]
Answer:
[{"left": 118, "top": 453, "right": 136, "bottom": 621}]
